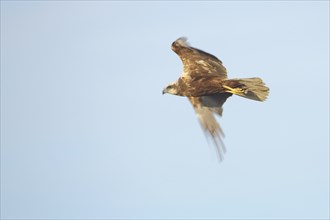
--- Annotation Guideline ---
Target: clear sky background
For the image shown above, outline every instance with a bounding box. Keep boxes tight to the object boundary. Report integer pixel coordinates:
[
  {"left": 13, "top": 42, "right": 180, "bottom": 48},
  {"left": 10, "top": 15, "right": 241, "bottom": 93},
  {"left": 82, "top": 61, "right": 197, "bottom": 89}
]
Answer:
[{"left": 1, "top": 1, "right": 329, "bottom": 219}]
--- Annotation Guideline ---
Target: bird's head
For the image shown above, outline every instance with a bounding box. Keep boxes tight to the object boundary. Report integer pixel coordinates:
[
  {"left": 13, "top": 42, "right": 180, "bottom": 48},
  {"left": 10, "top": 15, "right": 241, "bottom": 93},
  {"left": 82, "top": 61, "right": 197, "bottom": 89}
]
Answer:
[{"left": 162, "top": 81, "right": 180, "bottom": 95}]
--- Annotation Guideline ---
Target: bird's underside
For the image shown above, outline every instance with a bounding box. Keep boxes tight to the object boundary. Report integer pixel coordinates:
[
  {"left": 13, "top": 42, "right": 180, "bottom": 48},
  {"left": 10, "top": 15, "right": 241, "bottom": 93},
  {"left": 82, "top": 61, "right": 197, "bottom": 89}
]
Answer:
[{"left": 162, "top": 37, "right": 269, "bottom": 161}]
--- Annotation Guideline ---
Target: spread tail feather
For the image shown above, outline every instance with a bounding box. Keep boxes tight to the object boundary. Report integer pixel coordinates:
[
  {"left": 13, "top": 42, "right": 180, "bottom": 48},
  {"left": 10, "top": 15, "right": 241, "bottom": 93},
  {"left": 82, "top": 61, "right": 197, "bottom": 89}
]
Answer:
[{"left": 223, "top": 77, "right": 269, "bottom": 101}]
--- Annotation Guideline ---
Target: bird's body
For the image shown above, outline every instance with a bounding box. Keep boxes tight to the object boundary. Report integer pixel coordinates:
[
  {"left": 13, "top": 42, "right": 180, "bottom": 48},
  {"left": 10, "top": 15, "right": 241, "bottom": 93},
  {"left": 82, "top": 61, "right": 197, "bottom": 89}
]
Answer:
[
  {"left": 168, "top": 75, "right": 225, "bottom": 97},
  {"left": 163, "top": 37, "right": 269, "bottom": 161}
]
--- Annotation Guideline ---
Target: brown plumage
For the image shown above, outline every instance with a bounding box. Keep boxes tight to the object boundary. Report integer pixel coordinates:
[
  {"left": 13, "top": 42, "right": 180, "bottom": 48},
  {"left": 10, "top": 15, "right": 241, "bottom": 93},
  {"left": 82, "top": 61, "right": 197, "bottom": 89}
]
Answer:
[{"left": 163, "top": 37, "right": 269, "bottom": 161}]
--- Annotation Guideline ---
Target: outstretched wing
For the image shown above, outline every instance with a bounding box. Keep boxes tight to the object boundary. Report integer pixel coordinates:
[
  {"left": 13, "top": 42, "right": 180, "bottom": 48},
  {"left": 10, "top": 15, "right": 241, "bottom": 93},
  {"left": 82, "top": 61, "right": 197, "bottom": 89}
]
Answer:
[
  {"left": 172, "top": 37, "right": 227, "bottom": 79},
  {"left": 188, "top": 95, "right": 231, "bottom": 161}
]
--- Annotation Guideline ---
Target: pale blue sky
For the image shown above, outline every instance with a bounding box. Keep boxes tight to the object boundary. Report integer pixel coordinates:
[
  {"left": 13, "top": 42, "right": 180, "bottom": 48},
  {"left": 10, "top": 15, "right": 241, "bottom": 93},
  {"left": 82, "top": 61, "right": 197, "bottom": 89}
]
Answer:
[{"left": 1, "top": 1, "right": 329, "bottom": 219}]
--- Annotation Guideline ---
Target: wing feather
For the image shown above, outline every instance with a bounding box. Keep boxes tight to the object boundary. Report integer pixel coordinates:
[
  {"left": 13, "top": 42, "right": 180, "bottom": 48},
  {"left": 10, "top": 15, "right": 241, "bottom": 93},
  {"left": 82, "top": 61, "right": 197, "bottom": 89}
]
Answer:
[
  {"left": 188, "top": 97, "right": 227, "bottom": 161},
  {"left": 172, "top": 37, "right": 227, "bottom": 79}
]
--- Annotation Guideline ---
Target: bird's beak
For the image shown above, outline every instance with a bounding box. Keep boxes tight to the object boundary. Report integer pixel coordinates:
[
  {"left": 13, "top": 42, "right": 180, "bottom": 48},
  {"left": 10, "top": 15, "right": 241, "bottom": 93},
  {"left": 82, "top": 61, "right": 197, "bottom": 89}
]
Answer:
[{"left": 162, "top": 89, "right": 166, "bottom": 95}]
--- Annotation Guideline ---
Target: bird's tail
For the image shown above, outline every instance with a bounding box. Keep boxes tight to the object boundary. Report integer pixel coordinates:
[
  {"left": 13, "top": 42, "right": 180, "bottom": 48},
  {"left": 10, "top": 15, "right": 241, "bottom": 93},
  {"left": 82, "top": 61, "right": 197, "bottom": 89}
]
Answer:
[{"left": 223, "top": 77, "right": 269, "bottom": 101}]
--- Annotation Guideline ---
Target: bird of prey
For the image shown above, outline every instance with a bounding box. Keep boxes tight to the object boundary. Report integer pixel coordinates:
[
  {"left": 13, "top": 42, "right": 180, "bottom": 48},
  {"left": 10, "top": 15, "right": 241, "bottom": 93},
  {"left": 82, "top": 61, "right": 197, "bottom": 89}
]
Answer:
[{"left": 162, "top": 37, "right": 269, "bottom": 161}]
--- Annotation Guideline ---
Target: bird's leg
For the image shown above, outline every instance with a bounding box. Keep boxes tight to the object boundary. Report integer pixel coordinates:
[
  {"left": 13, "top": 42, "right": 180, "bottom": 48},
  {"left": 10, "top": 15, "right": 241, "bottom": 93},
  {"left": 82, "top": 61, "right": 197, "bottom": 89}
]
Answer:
[{"left": 223, "top": 85, "right": 246, "bottom": 96}]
